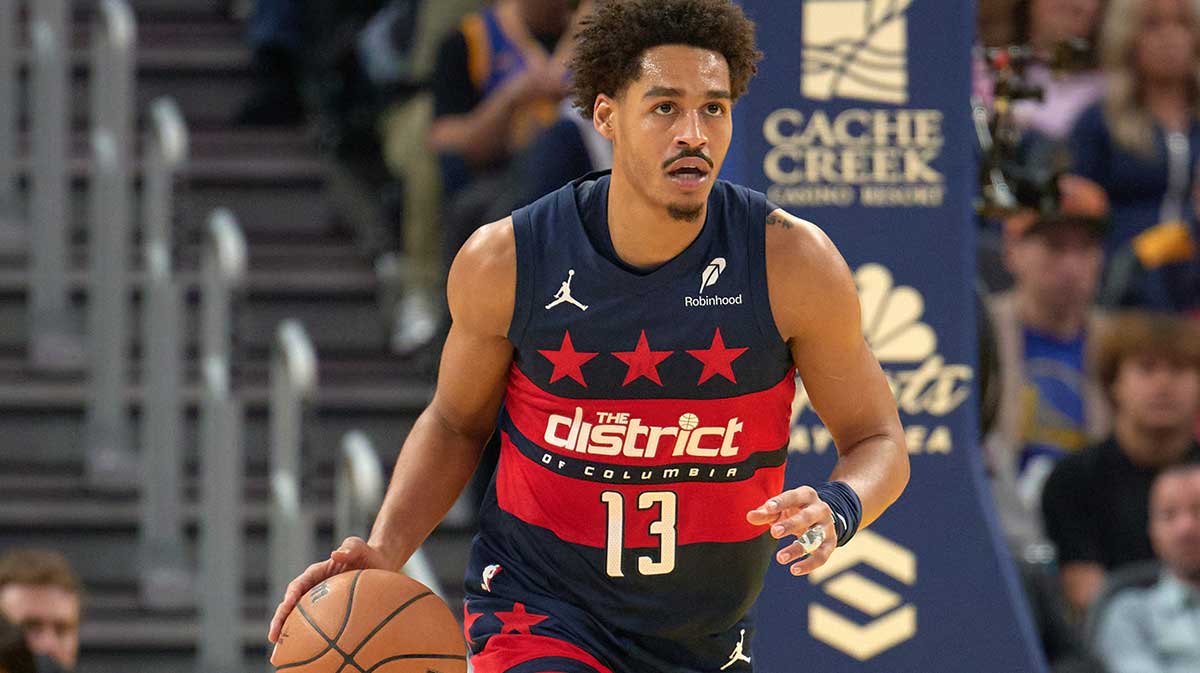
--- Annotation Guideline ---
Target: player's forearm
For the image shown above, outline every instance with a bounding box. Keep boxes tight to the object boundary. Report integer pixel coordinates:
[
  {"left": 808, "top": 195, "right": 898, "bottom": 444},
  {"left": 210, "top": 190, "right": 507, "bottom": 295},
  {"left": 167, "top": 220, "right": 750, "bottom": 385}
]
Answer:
[
  {"left": 366, "top": 406, "right": 489, "bottom": 569},
  {"left": 828, "top": 432, "right": 909, "bottom": 528},
  {"left": 429, "top": 79, "right": 526, "bottom": 166}
]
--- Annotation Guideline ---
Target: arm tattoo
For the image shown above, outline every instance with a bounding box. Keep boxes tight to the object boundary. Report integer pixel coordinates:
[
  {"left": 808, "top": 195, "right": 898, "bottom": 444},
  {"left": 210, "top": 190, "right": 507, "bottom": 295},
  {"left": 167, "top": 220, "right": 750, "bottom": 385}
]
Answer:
[{"left": 766, "top": 212, "right": 793, "bottom": 229}]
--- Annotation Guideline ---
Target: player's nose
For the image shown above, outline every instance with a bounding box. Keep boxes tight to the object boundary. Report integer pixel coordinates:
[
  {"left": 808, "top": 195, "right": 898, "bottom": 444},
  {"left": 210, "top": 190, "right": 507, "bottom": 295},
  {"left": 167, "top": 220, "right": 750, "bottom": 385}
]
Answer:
[{"left": 674, "top": 110, "right": 709, "bottom": 148}]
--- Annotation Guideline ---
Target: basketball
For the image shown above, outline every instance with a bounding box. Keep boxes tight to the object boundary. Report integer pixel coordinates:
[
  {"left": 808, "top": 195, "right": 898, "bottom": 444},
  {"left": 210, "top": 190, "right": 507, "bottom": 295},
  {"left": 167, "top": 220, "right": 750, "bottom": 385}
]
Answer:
[{"left": 270, "top": 570, "right": 467, "bottom": 673}]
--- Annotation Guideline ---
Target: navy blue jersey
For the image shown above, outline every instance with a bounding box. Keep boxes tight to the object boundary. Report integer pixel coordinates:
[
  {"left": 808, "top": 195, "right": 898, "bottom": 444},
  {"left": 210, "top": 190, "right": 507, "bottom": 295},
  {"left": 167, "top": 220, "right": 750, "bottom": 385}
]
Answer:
[{"left": 465, "top": 172, "right": 795, "bottom": 671}]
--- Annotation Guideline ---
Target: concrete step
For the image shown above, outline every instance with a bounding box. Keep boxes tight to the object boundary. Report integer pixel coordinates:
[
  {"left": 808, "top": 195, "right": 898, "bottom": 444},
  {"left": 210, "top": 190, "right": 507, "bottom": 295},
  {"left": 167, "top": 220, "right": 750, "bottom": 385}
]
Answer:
[
  {"left": 7, "top": 137, "right": 333, "bottom": 240},
  {"left": 15, "top": 16, "right": 254, "bottom": 128},
  {"left": 0, "top": 262, "right": 392, "bottom": 356}
]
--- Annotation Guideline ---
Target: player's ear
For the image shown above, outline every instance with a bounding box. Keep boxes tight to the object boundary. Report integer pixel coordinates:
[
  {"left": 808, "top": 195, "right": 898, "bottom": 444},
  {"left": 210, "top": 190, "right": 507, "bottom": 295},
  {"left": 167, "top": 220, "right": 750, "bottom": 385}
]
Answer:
[{"left": 594, "top": 95, "right": 616, "bottom": 141}]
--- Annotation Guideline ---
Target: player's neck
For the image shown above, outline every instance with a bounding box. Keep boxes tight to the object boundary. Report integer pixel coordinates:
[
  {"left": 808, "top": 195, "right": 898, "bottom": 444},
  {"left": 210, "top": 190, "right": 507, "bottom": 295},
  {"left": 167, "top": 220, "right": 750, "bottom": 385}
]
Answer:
[{"left": 606, "top": 172, "right": 708, "bottom": 271}]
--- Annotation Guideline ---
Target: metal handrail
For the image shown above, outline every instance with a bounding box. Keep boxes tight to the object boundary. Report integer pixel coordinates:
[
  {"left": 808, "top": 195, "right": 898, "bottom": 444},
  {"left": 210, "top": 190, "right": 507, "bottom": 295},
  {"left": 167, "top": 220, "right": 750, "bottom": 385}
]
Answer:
[
  {"left": 269, "top": 320, "right": 318, "bottom": 481},
  {"left": 198, "top": 357, "right": 244, "bottom": 673},
  {"left": 29, "top": 4, "right": 82, "bottom": 372},
  {"left": 335, "top": 431, "right": 445, "bottom": 599},
  {"left": 83, "top": 1, "right": 137, "bottom": 488},
  {"left": 82, "top": 128, "right": 136, "bottom": 489},
  {"left": 202, "top": 208, "right": 247, "bottom": 367},
  {"left": 0, "top": 0, "right": 15, "bottom": 209},
  {"left": 137, "top": 244, "right": 190, "bottom": 609},
  {"left": 269, "top": 471, "right": 314, "bottom": 627},
  {"left": 91, "top": 0, "right": 135, "bottom": 143},
  {"left": 335, "top": 431, "right": 384, "bottom": 544},
  {"left": 143, "top": 97, "right": 188, "bottom": 264}
]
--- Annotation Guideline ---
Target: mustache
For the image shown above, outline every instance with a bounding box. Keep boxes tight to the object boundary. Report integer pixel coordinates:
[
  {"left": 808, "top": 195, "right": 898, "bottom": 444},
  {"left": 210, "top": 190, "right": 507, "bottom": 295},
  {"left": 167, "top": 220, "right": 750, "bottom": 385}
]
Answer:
[{"left": 662, "top": 148, "right": 713, "bottom": 170}]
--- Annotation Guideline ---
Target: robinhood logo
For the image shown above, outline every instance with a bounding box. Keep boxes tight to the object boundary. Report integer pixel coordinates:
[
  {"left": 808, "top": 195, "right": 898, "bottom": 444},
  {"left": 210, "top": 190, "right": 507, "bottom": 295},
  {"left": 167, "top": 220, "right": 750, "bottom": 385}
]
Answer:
[
  {"left": 791, "top": 264, "right": 974, "bottom": 455},
  {"left": 802, "top": 0, "right": 912, "bottom": 104},
  {"left": 808, "top": 530, "right": 917, "bottom": 660}
]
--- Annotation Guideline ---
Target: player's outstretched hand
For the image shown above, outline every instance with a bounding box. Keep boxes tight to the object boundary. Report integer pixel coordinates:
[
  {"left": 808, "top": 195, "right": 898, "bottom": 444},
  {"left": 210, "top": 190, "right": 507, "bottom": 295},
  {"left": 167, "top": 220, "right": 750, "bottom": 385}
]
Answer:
[
  {"left": 747, "top": 486, "right": 837, "bottom": 577},
  {"left": 267, "top": 536, "right": 392, "bottom": 643}
]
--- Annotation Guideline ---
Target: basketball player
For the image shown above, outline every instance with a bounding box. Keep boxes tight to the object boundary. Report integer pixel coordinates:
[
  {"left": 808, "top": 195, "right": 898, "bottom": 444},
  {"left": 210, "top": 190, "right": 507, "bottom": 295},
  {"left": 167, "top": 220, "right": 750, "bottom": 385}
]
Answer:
[{"left": 270, "top": 1, "right": 909, "bottom": 670}]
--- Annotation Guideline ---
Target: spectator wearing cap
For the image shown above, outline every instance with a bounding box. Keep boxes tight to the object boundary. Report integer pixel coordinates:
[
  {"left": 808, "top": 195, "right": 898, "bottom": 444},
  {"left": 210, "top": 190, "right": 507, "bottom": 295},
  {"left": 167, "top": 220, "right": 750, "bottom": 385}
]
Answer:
[
  {"left": 1042, "top": 312, "right": 1200, "bottom": 617},
  {"left": 0, "top": 550, "right": 81, "bottom": 671},
  {"left": 985, "top": 174, "right": 1112, "bottom": 561},
  {"left": 1067, "top": 0, "right": 1200, "bottom": 255},
  {"left": 1094, "top": 462, "right": 1200, "bottom": 673}
]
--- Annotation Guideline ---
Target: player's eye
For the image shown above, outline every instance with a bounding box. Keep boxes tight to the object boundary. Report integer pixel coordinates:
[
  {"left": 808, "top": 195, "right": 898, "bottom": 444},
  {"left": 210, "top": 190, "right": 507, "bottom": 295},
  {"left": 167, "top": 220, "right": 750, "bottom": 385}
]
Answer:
[
  {"left": 705, "top": 103, "right": 726, "bottom": 116},
  {"left": 654, "top": 102, "right": 676, "bottom": 115}
]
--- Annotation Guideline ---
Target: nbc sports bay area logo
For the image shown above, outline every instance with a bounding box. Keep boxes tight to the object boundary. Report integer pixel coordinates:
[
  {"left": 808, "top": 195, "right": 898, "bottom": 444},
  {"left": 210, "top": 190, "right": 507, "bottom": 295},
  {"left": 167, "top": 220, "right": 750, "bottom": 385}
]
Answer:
[
  {"left": 802, "top": 0, "right": 912, "bottom": 104},
  {"left": 807, "top": 530, "right": 917, "bottom": 660},
  {"left": 790, "top": 264, "right": 974, "bottom": 456}
]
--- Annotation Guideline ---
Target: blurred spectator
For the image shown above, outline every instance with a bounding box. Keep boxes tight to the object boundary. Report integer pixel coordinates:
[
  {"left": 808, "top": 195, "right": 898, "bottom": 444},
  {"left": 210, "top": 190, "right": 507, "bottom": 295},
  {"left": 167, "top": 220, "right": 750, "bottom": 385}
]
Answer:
[
  {"left": 1009, "top": 0, "right": 1107, "bottom": 143},
  {"left": 1099, "top": 175, "right": 1200, "bottom": 313},
  {"left": 1094, "top": 462, "right": 1200, "bottom": 672},
  {"left": 392, "top": 0, "right": 584, "bottom": 354},
  {"left": 0, "top": 551, "right": 81, "bottom": 671},
  {"left": 428, "top": 0, "right": 576, "bottom": 198},
  {"left": 985, "top": 174, "right": 1111, "bottom": 559},
  {"left": 1041, "top": 312, "right": 1200, "bottom": 617},
  {"left": 374, "top": 0, "right": 484, "bottom": 355},
  {"left": 0, "top": 617, "right": 35, "bottom": 673},
  {"left": 979, "top": 0, "right": 1023, "bottom": 47},
  {"left": 236, "top": 0, "right": 307, "bottom": 125},
  {"left": 1068, "top": 0, "right": 1200, "bottom": 254}
]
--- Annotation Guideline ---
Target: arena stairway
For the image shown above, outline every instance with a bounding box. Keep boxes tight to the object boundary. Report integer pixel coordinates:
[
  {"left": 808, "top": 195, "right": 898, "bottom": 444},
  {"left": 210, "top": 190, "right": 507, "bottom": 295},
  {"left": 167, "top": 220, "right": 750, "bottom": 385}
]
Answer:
[{"left": 0, "top": 2, "right": 472, "bottom": 671}]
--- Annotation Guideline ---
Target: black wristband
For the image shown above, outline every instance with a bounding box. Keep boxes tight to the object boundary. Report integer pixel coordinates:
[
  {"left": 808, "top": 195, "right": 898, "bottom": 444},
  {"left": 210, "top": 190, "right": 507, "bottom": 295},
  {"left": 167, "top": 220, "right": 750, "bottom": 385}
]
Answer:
[{"left": 814, "top": 481, "right": 863, "bottom": 547}]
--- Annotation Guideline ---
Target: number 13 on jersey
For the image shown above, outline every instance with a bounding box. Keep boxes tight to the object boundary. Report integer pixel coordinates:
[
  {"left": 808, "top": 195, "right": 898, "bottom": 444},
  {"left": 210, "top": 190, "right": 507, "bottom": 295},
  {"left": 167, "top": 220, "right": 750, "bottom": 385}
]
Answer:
[{"left": 601, "top": 490, "right": 678, "bottom": 577}]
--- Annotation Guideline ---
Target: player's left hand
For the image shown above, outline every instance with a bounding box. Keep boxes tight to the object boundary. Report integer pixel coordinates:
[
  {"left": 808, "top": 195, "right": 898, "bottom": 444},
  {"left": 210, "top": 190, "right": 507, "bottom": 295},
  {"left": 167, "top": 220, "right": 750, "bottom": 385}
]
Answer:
[{"left": 747, "top": 486, "right": 837, "bottom": 576}]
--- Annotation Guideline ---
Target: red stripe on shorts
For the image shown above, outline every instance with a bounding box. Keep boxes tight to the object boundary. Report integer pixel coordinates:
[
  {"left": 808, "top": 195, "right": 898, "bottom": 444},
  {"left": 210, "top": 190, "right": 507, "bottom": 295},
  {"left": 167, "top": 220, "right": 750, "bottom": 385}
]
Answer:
[{"left": 471, "top": 633, "right": 614, "bottom": 673}]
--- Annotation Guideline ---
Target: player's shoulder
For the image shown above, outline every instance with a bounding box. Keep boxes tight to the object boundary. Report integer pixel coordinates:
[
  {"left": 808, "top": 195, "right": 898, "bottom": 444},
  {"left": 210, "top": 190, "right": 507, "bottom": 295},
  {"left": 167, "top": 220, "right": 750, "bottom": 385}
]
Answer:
[
  {"left": 764, "top": 207, "right": 845, "bottom": 286},
  {"left": 763, "top": 207, "right": 857, "bottom": 339},
  {"left": 448, "top": 217, "right": 517, "bottom": 338}
]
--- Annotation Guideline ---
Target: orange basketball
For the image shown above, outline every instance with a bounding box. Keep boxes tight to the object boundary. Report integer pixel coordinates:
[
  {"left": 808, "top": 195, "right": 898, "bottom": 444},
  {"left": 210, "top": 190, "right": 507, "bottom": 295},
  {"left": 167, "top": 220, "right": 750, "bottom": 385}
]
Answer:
[{"left": 271, "top": 569, "right": 467, "bottom": 673}]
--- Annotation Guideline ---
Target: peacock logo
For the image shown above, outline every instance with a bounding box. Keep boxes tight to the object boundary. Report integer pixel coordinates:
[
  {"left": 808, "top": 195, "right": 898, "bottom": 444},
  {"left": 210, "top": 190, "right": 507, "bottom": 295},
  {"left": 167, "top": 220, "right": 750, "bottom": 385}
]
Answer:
[
  {"left": 855, "top": 264, "right": 936, "bottom": 363},
  {"left": 802, "top": 0, "right": 912, "bottom": 104},
  {"left": 790, "top": 263, "right": 974, "bottom": 455}
]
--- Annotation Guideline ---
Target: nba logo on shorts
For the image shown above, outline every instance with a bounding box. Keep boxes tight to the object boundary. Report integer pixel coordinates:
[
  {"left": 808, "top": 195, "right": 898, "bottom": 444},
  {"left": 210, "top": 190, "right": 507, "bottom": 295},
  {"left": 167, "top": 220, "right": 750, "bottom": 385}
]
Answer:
[{"left": 801, "top": 0, "right": 912, "bottom": 104}]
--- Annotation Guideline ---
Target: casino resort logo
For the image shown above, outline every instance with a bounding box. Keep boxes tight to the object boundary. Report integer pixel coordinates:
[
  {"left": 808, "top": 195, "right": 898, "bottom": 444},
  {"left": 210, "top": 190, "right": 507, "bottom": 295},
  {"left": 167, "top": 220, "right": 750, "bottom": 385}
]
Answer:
[
  {"left": 802, "top": 0, "right": 912, "bottom": 104},
  {"left": 807, "top": 530, "right": 917, "bottom": 660},
  {"left": 764, "top": 0, "right": 941, "bottom": 209},
  {"left": 791, "top": 264, "right": 974, "bottom": 455}
]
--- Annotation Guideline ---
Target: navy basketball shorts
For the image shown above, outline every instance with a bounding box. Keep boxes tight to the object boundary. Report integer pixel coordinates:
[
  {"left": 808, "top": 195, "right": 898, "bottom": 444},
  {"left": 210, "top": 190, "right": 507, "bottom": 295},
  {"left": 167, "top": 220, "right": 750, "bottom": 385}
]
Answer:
[
  {"left": 464, "top": 593, "right": 615, "bottom": 673},
  {"left": 464, "top": 591, "right": 755, "bottom": 673}
]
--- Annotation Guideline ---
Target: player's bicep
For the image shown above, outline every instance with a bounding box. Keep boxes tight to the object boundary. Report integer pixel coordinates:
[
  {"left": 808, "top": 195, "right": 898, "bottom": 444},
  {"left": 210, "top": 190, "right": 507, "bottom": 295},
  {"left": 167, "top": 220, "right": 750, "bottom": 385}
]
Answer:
[
  {"left": 790, "top": 285, "right": 898, "bottom": 451},
  {"left": 427, "top": 322, "right": 512, "bottom": 441},
  {"left": 767, "top": 213, "right": 898, "bottom": 449},
  {"left": 427, "top": 219, "right": 517, "bottom": 440}
]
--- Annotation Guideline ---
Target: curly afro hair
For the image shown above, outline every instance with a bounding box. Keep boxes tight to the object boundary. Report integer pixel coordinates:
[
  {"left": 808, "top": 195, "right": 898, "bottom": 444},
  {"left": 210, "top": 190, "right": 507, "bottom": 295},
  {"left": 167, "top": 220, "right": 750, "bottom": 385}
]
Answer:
[{"left": 568, "top": 0, "right": 762, "bottom": 120}]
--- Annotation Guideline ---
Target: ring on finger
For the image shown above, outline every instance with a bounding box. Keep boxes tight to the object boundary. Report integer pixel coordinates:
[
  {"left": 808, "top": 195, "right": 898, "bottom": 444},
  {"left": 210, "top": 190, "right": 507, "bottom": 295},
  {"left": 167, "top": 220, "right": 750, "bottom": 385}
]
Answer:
[{"left": 797, "top": 523, "right": 825, "bottom": 555}]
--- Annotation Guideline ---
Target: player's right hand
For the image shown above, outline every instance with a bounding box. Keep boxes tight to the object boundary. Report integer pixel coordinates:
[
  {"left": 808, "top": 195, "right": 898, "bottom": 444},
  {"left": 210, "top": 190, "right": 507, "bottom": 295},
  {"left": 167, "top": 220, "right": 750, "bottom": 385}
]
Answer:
[{"left": 267, "top": 536, "right": 392, "bottom": 644}]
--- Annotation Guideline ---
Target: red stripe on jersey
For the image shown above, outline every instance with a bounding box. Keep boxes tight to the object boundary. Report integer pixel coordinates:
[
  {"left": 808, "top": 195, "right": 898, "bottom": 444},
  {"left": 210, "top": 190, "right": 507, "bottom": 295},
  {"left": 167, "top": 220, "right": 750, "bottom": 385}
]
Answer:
[
  {"left": 472, "top": 633, "right": 614, "bottom": 673},
  {"left": 496, "top": 430, "right": 785, "bottom": 548},
  {"left": 504, "top": 365, "right": 794, "bottom": 467}
]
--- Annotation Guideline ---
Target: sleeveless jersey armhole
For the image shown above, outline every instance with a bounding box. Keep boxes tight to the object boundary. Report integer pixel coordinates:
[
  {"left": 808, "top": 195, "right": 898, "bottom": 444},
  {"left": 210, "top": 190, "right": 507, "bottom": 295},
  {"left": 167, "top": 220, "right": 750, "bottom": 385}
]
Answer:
[
  {"left": 747, "top": 196, "right": 789, "bottom": 349},
  {"left": 507, "top": 207, "right": 536, "bottom": 346}
]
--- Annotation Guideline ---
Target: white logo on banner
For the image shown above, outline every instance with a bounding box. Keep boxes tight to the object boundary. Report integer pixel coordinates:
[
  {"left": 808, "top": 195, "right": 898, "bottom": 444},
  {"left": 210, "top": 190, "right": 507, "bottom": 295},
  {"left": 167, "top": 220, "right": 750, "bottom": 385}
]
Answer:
[{"left": 802, "top": 0, "right": 913, "bottom": 104}]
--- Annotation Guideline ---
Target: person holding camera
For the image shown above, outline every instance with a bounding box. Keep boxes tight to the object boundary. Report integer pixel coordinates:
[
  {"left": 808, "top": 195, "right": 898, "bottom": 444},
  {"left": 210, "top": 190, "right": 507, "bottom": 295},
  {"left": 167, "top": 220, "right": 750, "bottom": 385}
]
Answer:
[{"left": 1068, "top": 0, "right": 1200, "bottom": 254}]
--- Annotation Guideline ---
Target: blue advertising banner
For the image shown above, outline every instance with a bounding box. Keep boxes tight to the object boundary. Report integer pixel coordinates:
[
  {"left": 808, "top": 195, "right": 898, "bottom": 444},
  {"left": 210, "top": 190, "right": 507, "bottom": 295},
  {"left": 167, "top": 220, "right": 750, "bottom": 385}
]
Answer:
[{"left": 729, "top": 2, "right": 1050, "bottom": 671}]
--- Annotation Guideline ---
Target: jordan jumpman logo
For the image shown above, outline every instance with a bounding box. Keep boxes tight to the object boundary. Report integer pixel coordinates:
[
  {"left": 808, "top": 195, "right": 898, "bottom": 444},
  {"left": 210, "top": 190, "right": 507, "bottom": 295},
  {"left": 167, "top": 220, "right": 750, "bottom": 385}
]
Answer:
[
  {"left": 545, "top": 269, "right": 588, "bottom": 311},
  {"left": 721, "top": 629, "right": 752, "bottom": 670}
]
